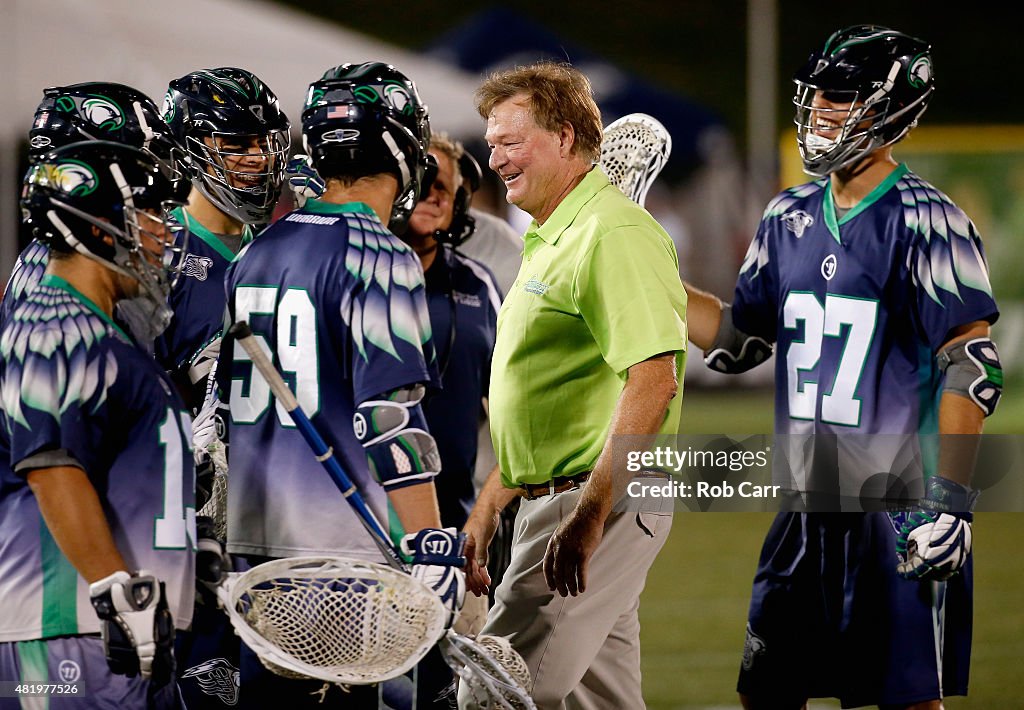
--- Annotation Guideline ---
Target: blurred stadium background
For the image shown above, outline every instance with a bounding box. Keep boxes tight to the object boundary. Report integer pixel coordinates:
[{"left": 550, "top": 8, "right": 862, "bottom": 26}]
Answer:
[{"left": 3, "top": 1, "right": 1020, "bottom": 707}]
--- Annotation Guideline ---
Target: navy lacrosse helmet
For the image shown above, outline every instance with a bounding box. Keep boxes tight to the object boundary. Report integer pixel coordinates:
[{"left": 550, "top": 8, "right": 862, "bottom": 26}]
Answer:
[
  {"left": 22, "top": 141, "right": 188, "bottom": 311},
  {"left": 302, "top": 62, "right": 432, "bottom": 233},
  {"left": 163, "top": 68, "right": 291, "bottom": 224},
  {"left": 29, "top": 82, "right": 188, "bottom": 199},
  {"left": 793, "top": 25, "right": 934, "bottom": 177}
]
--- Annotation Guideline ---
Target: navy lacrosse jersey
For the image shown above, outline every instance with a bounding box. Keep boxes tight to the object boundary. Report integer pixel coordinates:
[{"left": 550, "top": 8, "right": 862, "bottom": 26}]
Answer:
[
  {"left": 222, "top": 199, "right": 436, "bottom": 561},
  {"left": 0, "top": 275, "right": 196, "bottom": 641},
  {"left": 733, "top": 165, "right": 999, "bottom": 498},
  {"left": 0, "top": 239, "right": 49, "bottom": 326},
  {"left": 422, "top": 246, "right": 501, "bottom": 529},
  {"left": 155, "top": 207, "right": 251, "bottom": 383}
]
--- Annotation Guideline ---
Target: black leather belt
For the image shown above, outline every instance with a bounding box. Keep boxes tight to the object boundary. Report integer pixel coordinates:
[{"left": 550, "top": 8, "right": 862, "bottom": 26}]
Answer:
[{"left": 519, "top": 471, "right": 591, "bottom": 500}]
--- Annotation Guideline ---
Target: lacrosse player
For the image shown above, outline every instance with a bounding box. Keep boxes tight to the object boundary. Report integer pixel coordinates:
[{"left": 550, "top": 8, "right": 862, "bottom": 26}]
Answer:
[
  {"left": 159, "top": 67, "right": 290, "bottom": 410},
  {"left": 0, "top": 141, "right": 194, "bottom": 708},
  {"left": 460, "top": 62, "right": 686, "bottom": 710},
  {"left": 217, "top": 62, "right": 466, "bottom": 707},
  {"left": 1, "top": 82, "right": 186, "bottom": 329},
  {"left": 685, "top": 26, "right": 1000, "bottom": 709},
  {"left": 156, "top": 67, "right": 291, "bottom": 709}
]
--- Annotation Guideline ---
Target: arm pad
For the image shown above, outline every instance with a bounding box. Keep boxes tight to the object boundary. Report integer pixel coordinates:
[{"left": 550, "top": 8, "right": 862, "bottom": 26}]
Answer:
[
  {"left": 937, "top": 337, "right": 1002, "bottom": 416},
  {"left": 354, "top": 384, "right": 441, "bottom": 491}
]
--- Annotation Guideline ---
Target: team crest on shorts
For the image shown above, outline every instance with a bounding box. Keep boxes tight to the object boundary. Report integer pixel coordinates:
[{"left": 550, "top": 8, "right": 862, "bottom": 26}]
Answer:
[
  {"left": 741, "top": 623, "right": 766, "bottom": 671},
  {"left": 182, "top": 657, "right": 240, "bottom": 706}
]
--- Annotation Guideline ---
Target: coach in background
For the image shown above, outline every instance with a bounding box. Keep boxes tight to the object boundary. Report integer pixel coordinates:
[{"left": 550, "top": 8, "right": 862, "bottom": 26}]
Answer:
[{"left": 460, "top": 62, "right": 687, "bottom": 710}]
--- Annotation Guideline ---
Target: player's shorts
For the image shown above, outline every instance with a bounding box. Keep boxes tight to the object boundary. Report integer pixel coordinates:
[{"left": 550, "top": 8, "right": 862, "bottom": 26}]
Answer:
[
  {"left": 174, "top": 584, "right": 241, "bottom": 708},
  {"left": 736, "top": 512, "right": 972, "bottom": 708},
  {"left": 0, "top": 635, "right": 183, "bottom": 709}
]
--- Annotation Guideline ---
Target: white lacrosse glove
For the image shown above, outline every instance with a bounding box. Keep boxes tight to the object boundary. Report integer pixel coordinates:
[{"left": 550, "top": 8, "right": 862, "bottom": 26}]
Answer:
[
  {"left": 895, "top": 476, "right": 977, "bottom": 581},
  {"left": 401, "top": 528, "right": 467, "bottom": 628},
  {"left": 286, "top": 154, "right": 325, "bottom": 209},
  {"left": 89, "top": 570, "right": 176, "bottom": 687}
]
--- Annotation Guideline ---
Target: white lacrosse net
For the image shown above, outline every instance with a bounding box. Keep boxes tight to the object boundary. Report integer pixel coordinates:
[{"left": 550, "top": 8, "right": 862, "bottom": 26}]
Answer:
[
  {"left": 197, "top": 455, "right": 228, "bottom": 539},
  {"left": 599, "top": 113, "right": 672, "bottom": 207},
  {"left": 219, "top": 557, "right": 447, "bottom": 685},
  {"left": 440, "top": 632, "right": 536, "bottom": 710}
]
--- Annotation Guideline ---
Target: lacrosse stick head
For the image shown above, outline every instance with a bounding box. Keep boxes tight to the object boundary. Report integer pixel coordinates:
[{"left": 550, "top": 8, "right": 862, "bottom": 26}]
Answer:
[
  {"left": 599, "top": 113, "right": 672, "bottom": 207},
  {"left": 218, "top": 557, "right": 447, "bottom": 685},
  {"left": 441, "top": 632, "right": 536, "bottom": 710}
]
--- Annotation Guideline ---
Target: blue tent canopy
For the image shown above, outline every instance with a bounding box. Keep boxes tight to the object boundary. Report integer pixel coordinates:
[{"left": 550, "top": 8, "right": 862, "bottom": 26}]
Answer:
[{"left": 427, "top": 7, "right": 726, "bottom": 183}]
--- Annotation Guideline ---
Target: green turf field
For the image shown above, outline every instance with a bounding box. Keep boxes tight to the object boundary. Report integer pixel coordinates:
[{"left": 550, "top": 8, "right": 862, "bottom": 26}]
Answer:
[{"left": 639, "top": 388, "right": 1024, "bottom": 709}]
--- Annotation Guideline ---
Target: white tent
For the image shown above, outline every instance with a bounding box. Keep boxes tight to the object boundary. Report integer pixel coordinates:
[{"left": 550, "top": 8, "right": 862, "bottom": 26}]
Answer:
[{"left": 0, "top": 0, "right": 486, "bottom": 272}]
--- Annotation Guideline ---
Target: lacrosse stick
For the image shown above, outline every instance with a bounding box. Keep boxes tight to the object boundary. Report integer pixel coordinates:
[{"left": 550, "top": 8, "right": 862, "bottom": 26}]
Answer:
[
  {"left": 223, "top": 322, "right": 536, "bottom": 708},
  {"left": 599, "top": 113, "right": 672, "bottom": 207},
  {"left": 195, "top": 353, "right": 229, "bottom": 539},
  {"left": 228, "top": 321, "right": 406, "bottom": 572}
]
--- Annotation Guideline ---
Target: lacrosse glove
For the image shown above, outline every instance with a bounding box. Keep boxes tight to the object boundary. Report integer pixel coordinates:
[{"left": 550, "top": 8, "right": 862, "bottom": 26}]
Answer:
[
  {"left": 895, "top": 476, "right": 977, "bottom": 581},
  {"left": 195, "top": 515, "right": 230, "bottom": 595},
  {"left": 89, "top": 570, "right": 175, "bottom": 687},
  {"left": 285, "top": 154, "right": 325, "bottom": 209},
  {"left": 401, "top": 527, "right": 467, "bottom": 628}
]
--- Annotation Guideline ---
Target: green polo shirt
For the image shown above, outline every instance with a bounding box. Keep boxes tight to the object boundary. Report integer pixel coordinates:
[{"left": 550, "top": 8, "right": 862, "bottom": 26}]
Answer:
[{"left": 490, "top": 167, "right": 688, "bottom": 487}]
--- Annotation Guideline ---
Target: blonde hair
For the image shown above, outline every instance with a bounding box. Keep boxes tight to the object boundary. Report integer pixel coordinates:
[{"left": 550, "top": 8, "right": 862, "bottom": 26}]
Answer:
[{"left": 475, "top": 62, "right": 602, "bottom": 163}]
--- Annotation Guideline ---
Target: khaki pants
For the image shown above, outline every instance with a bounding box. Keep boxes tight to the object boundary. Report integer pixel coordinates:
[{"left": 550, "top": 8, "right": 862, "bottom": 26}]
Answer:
[{"left": 458, "top": 487, "right": 673, "bottom": 710}]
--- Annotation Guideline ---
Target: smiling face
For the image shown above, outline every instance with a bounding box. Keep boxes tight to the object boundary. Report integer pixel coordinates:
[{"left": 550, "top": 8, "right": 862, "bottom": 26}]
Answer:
[
  {"left": 204, "top": 134, "right": 273, "bottom": 190},
  {"left": 484, "top": 93, "right": 577, "bottom": 223},
  {"left": 408, "top": 149, "right": 459, "bottom": 238}
]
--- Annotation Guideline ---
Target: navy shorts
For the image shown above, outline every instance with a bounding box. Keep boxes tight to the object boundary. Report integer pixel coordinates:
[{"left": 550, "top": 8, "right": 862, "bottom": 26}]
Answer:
[
  {"left": 0, "top": 636, "right": 182, "bottom": 709},
  {"left": 736, "top": 512, "right": 972, "bottom": 708}
]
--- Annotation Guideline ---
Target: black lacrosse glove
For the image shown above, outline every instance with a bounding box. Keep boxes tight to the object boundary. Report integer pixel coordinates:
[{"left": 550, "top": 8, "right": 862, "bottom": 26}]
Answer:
[{"left": 89, "top": 570, "right": 175, "bottom": 687}]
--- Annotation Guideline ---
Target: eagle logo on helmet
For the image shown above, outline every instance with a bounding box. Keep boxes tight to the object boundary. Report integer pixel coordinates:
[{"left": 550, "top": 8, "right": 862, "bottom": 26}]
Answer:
[
  {"left": 383, "top": 84, "right": 413, "bottom": 115},
  {"left": 43, "top": 161, "right": 99, "bottom": 197},
  {"left": 908, "top": 54, "right": 932, "bottom": 88},
  {"left": 81, "top": 97, "right": 125, "bottom": 132},
  {"left": 160, "top": 92, "right": 175, "bottom": 124}
]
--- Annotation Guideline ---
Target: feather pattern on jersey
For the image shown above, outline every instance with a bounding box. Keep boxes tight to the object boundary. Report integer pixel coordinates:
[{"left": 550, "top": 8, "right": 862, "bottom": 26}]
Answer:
[
  {"left": 339, "top": 215, "right": 433, "bottom": 363},
  {"left": 900, "top": 173, "right": 994, "bottom": 305},
  {"left": 1, "top": 285, "right": 119, "bottom": 430}
]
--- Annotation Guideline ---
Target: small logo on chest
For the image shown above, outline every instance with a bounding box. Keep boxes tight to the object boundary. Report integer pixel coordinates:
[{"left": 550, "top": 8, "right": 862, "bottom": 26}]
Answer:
[
  {"left": 781, "top": 209, "right": 814, "bottom": 238},
  {"left": 821, "top": 254, "right": 838, "bottom": 281},
  {"left": 523, "top": 277, "right": 550, "bottom": 295},
  {"left": 183, "top": 254, "right": 214, "bottom": 281}
]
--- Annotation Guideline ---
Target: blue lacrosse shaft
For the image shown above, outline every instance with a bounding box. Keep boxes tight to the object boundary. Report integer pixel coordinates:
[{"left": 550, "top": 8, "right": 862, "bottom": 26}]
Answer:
[{"left": 227, "top": 321, "right": 407, "bottom": 571}]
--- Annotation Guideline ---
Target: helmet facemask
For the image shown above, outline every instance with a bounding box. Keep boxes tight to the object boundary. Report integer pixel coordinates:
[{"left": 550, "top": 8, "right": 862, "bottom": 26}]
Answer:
[
  {"left": 792, "top": 26, "right": 934, "bottom": 178},
  {"left": 185, "top": 129, "right": 290, "bottom": 224},
  {"left": 32, "top": 159, "right": 187, "bottom": 341}
]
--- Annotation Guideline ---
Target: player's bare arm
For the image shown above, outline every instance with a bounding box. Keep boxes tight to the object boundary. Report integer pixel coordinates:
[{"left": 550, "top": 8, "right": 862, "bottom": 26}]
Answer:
[
  {"left": 543, "top": 352, "right": 678, "bottom": 597},
  {"left": 28, "top": 465, "right": 129, "bottom": 582},
  {"left": 683, "top": 282, "right": 723, "bottom": 351}
]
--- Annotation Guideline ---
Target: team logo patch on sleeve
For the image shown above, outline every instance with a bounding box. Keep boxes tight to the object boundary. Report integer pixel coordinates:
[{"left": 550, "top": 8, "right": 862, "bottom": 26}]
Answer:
[{"left": 183, "top": 254, "right": 215, "bottom": 281}]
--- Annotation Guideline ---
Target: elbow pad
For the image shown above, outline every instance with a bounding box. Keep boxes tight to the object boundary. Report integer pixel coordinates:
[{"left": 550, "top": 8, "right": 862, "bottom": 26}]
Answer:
[
  {"left": 937, "top": 337, "right": 1003, "bottom": 417},
  {"left": 354, "top": 384, "right": 441, "bottom": 491},
  {"left": 703, "top": 304, "right": 774, "bottom": 374}
]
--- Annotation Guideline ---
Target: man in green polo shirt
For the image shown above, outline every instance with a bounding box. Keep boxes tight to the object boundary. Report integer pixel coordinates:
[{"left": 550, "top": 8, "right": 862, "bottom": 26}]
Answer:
[{"left": 460, "top": 62, "right": 687, "bottom": 710}]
